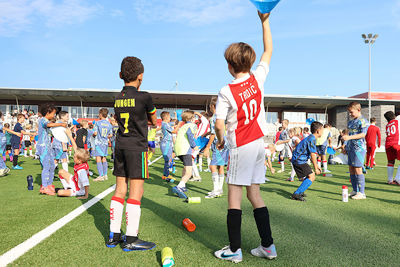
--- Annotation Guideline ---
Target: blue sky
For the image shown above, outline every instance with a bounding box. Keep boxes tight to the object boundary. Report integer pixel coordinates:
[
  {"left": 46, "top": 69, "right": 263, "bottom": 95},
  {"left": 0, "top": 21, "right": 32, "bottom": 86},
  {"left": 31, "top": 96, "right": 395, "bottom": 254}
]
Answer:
[{"left": 0, "top": 0, "right": 399, "bottom": 97}]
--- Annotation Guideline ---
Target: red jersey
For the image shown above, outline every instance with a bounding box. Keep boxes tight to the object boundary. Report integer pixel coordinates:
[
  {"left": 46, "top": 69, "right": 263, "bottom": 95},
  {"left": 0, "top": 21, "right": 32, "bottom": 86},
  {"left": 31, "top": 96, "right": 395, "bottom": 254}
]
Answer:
[
  {"left": 365, "top": 124, "right": 381, "bottom": 147},
  {"left": 275, "top": 131, "right": 281, "bottom": 143},
  {"left": 72, "top": 163, "right": 89, "bottom": 191},
  {"left": 385, "top": 119, "right": 400, "bottom": 148}
]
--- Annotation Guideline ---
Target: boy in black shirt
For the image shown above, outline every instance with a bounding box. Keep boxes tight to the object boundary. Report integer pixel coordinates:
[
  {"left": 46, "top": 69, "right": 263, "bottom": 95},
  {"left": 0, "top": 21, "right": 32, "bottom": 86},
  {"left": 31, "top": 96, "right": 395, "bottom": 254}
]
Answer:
[
  {"left": 75, "top": 121, "right": 88, "bottom": 149},
  {"left": 107, "top": 56, "right": 157, "bottom": 251}
]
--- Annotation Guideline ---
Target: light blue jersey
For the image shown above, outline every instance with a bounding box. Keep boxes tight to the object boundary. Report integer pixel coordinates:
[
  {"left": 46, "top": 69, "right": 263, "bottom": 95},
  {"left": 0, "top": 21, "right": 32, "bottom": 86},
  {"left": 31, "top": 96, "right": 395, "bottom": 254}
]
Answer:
[
  {"left": 37, "top": 118, "right": 52, "bottom": 149},
  {"left": 94, "top": 119, "right": 112, "bottom": 146},
  {"left": 346, "top": 116, "right": 369, "bottom": 152}
]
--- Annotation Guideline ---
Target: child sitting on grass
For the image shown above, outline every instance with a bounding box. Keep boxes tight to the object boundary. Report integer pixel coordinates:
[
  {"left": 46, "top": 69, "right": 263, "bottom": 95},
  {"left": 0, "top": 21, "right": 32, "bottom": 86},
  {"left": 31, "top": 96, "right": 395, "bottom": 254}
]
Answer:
[{"left": 57, "top": 148, "right": 90, "bottom": 199}]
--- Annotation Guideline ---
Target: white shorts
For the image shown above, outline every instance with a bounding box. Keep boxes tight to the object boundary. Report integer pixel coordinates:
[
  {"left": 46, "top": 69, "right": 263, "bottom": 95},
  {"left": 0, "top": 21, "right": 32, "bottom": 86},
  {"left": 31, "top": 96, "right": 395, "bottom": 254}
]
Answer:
[
  {"left": 60, "top": 174, "right": 85, "bottom": 197},
  {"left": 227, "top": 138, "right": 266, "bottom": 186},
  {"left": 281, "top": 145, "right": 292, "bottom": 159}
]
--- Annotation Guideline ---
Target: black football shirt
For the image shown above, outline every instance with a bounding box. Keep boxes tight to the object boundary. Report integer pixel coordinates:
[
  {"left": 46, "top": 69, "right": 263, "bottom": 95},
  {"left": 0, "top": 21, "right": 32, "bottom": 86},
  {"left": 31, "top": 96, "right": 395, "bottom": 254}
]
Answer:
[{"left": 114, "top": 86, "right": 156, "bottom": 151}]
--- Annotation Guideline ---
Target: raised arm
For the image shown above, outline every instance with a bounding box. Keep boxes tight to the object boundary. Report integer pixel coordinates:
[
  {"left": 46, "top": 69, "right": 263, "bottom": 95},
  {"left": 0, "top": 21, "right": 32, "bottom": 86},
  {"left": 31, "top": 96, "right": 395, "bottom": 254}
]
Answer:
[{"left": 258, "top": 11, "right": 273, "bottom": 65}]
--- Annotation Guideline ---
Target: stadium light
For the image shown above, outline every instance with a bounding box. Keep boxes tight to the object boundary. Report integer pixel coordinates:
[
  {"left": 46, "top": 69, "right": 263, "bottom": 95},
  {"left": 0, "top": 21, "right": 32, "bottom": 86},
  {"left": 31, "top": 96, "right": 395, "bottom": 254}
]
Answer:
[{"left": 361, "top": 33, "right": 379, "bottom": 121}]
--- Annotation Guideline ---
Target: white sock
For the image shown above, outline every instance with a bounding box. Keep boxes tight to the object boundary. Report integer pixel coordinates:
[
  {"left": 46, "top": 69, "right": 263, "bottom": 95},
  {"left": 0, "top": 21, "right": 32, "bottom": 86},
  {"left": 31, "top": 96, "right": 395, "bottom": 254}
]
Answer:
[
  {"left": 318, "top": 160, "right": 322, "bottom": 169},
  {"left": 60, "top": 177, "right": 69, "bottom": 189},
  {"left": 218, "top": 174, "right": 224, "bottom": 193},
  {"left": 395, "top": 165, "right": 400, "bottom": 182},
  {"left": 126, "top": 199, "right": 141, "bottom": 237},
  {"left": 290, "top": 164, "right": 296, "bottom": 179},
  {"left": 388, "top": 165, "right": 394, "bottom": 182},
  {"left": 280, "top": 162, "right": 284, "bottom": 171},
  {"left": 212, "top": 172, "right": 219, "bottom": 192},
  {"left": 323, "top": 161, "right": 328, "bottom": 172},
  {"left": 62, "top": 162, "right": 68, "bottom": 172},
  {"left": 110, "top": 196, "right": 124, "bottom": 233},
  {"left": 199, "top": 157, "right": 203, "bottom": 171},
  {"left": 207, "top": 157, "right": 211, "bottom": 168},
  {"left": 178, "top": 181, "right": 186, "bottom": 188},
  {"left": 29, "top": 149, "right": 33, "bottom": 156},
  {"left": 192, "top": 162, "right": 200, "bottom": 178}
]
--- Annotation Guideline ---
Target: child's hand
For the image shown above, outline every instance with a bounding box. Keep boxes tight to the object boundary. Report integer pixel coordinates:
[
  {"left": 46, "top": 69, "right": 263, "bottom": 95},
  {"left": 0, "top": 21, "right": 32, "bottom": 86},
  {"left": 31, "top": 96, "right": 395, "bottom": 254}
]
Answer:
[
  {"left": 271, "top": 168, "right": 276, "bottom": 174},
  {"left": 258, "top": 11, "right": 270, "bottom": 22},
  {"left": 77, "top": 196, "right": 88, "bottom": 200},
  {"left": 217, "top": 140, "right": 225, "bottom": 150},
  {"left": 315, "top": 167, "right": 322, "bottom": 175}
]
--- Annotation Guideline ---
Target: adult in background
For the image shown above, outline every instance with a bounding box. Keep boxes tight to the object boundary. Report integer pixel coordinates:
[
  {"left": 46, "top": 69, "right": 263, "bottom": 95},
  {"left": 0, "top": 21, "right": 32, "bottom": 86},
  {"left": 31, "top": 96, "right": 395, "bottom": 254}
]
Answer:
[{"left": 365, "top": 117, "right": 381, "bottom": 169}]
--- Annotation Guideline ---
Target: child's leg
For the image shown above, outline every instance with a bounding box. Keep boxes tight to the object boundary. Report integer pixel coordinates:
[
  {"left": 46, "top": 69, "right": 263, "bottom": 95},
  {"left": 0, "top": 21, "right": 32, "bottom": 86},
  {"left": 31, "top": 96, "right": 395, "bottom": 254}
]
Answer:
[
  {"left": 13, "top": 148, "right": 19, "bottom": 167},
  {"left": 61, "top": 158, "right": 68, "bottom": 172},
  {"left": 48, "top": 151, "right": 56, "bottom": 186},
  {"left": 210, "top": 165, "right": 219, "bottom": 193},
  {"left": 102, "top": 156, "right": 108, "bottom": 177},
  {"left": 349, "top": 166, "right": 358, "bottom": 192},
  {"left": 162, "top": 155, "right": 170, "bottom": 177},
  {"left": 289, "top": 163, "right": 296, "bottom": 181},
  {"left": 322, "top": 155, "right": 328, "bottom": 172},
  {"left": 96, "top": 156, "right": 103, "bottom": 177},
  {"left": 198, "top": 154, "right": 203, "bottom": 171},
  {"left": 317, "top": 155, "right": 322, "bottom": 169},
  {"left": 178, "top": 166, "right": 192, "bottom": 188},
  {"left": 192, "top": 160, "right": 200, "bottom": 178},
  {"left": 294, "top": 173, "right": 315, "bottom": 195},
  {"left": 246, "top": 184, "right": 274, "bottom": 248},
  {"left": 217, "top": 165, "right": 225, "bottom": 193},
  {"left": 354, "top": 167, "right": 365, "bottom": 194},
  {"left": 126, "top": 179, "right": 145, "bottom": 241},
  {"left": 387, "top": 161, "right": 395, "bottom": 183},
  {"left": 110, "top": 177, "right": 128, "bottom": 236},
  {"left": 394, "top": 161, "right": 400, "bottom": 183},
  {"left": 369, "top": 146, "right": 376, "bottom": 168},
  {"left": 0, "top": 150, "right": 6, "bottom": 169},
  {"left": 366, "top": 146, "right": 372, "bottom": 167},
  {"left": 227, "top": 184, "right": 243, "bottom": 252}
]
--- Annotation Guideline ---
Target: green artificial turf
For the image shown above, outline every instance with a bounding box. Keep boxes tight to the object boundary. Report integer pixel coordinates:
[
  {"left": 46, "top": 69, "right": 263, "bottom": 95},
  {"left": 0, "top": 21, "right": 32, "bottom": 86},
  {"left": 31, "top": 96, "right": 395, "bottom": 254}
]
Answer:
[{"left": 0, "top": 151, "right": 399, "bottom": 266}]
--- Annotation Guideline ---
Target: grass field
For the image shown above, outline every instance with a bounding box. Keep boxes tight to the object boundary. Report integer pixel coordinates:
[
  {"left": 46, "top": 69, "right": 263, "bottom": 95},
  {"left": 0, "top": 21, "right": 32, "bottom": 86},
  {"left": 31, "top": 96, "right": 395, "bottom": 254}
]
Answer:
[{"left": 0, "top": 150, "right": 399, "bottom": 266}]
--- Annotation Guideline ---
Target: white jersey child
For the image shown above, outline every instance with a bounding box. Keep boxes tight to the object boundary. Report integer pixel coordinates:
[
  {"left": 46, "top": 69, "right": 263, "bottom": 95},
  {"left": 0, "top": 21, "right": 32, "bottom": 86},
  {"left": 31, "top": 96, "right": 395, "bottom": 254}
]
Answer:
[
  {"left": 60, "top": 163, "right": 90, "bottom": 196},
  {"left": 216, "top": 61, "right": 269, "bottom": 185}
]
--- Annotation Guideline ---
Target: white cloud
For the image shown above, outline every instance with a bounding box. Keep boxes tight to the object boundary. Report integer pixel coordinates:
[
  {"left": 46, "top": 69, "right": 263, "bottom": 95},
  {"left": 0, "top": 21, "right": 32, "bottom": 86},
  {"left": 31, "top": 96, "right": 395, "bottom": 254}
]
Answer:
[
  {"left": 133, "top": 0, "right": 248, "bottom": 26},
  {"left": 0, "top": 0, "right": 101, "bottom": 36}
]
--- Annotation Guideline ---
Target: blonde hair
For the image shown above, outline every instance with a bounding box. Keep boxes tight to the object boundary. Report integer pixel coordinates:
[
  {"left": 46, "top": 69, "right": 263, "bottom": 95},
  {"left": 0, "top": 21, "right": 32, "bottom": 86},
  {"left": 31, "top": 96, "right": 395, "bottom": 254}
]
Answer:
[
  {"left": 347, "top": 101, "right": 361, "bottom": 111},
  {"left": 282, "top": 119, "right": 289, "bottom": 126},
  {"left": 181, "top": 110, "right": 195, "bottom": 122},
  {"left": 75, "top": 148, "right": 90, "bottom": 163},
  {"left": 25, "top": 124, "right": 32, "bottom": 130},
  {"left": 80, "top": 120, "right": 88, "bottom": 128},
  {"left": 294, "top": 127, "right": 302, "bottom": 136}
]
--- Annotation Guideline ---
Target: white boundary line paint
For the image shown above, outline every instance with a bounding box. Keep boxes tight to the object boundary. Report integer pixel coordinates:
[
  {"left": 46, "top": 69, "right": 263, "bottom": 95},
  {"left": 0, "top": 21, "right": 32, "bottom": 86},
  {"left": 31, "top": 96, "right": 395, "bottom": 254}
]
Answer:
[{"left": 0, "top": 155, "right": 163, "bottom": 267}]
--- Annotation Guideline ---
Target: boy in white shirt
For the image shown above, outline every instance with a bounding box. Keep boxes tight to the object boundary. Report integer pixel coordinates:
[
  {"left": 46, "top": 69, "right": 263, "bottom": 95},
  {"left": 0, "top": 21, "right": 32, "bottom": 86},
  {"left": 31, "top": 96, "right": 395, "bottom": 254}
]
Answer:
[{"left": 213, "top": 11, "right": 277, "bottom": 263}]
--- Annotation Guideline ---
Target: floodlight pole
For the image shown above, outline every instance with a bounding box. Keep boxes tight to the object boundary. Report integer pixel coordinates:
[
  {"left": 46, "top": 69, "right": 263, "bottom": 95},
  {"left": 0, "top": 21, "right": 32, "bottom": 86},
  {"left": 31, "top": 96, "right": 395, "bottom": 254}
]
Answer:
[{"left": 362, "top": 33, "right": 378, "bottom": 121}]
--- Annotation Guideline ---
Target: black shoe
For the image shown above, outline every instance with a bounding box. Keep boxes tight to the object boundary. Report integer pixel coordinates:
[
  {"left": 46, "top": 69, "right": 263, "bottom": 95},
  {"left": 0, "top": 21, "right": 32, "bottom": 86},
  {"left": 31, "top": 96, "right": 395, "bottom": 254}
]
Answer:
[
  {"left": 301, "top": 192, "right": 307, "bottom": 198},
  {"left": 291, "top": 193, "right": 306, "bottom": 201},
  {"left": 122, "top": 236, "right": 156, "bottom": 251},
  {"left": 106, "top": 232, "right": 123, "bottom": 248}
]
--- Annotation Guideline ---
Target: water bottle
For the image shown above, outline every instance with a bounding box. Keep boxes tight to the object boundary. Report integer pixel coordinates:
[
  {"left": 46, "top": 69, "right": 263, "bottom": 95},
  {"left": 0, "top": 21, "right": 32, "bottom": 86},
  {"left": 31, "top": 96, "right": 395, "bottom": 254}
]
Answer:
[
  {"left": 188, "top": 197, "right": 201, "bottom": 204},
  {"left": 342, "top": 185, "right": 348, "bottom": 202},
  {"left": 27, "top": 175, "right": 33, "bottom": 190},
  {"left": 161, "top": 247, "right": 175, "bottom": 267}
]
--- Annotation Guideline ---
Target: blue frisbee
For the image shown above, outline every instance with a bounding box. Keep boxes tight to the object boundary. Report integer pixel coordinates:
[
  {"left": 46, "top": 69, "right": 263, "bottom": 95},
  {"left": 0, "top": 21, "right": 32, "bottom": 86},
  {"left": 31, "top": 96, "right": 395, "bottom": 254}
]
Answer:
[
  {"left": 249, "top": 0, "right": 281, "bottom": 14},
  {"left": 327, "top": 147, "right": 335, "bottom": 155},
  {"left": 306, "top": 118, "right": 315, "bottom": 125}
]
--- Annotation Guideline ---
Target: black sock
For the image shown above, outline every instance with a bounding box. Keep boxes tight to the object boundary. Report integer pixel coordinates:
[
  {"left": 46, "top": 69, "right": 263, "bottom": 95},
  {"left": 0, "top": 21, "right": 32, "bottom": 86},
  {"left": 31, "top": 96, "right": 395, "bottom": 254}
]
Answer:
[
  {"left": 13, "top": 155, "right": 18, "bottom": 167},
  {"left": 227, "top": 209, "right": 242, "bottom": 252},
  {"left": 113, "top": 232, "right": 121, "bottom": 241},
  {"left": 253, "top": 207, "right": 274, "bottom": 248},
  {"left": 125, "top": 235, "right": 138, "bottom": 244}
]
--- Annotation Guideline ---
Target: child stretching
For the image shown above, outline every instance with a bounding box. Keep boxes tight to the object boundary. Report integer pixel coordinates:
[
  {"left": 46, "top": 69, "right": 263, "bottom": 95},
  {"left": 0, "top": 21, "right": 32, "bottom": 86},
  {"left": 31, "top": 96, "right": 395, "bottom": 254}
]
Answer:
[
  {"left": 343, "top": 102, "right": 370, "bottom": 200},
  {"left": 214, "top": 11, "right": 276, "bottom": 263},
  {"left": 10, "top": 114, "right": 35, "bottom": 170},
  {"left": 37, "top": 104, "right": 67, "bottom": 195},
  {"left": 92, "top": 108, "right": 113, "bottom": 182},
  {"left": 316, "top": 123, "right": 333, "bottom": 173},
  {"left": 290, "top": 122, "right": 323, "bottom": 201},
  {"left": 172, "top": 110, "right": 198, "bottom": 199},
  {"left": 58, "top": 148, "right": 89, "bottom": 199}
]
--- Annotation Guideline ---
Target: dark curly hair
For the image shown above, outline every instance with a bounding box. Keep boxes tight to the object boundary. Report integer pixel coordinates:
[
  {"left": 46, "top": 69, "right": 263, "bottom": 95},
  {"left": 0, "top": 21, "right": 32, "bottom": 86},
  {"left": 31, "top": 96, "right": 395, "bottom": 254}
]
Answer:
[
  {"left": 40, "top": 103, "right": 56, "bottom": 116},
  {"left": 120, "top": 56, "right": 144, "bottom": 83}
]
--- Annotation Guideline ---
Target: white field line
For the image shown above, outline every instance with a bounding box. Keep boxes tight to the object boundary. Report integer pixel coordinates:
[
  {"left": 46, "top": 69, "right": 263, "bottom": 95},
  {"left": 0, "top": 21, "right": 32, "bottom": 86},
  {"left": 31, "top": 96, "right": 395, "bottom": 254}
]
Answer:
[{"left": 0, "top": 155, "right": 162, "bottom": 267}]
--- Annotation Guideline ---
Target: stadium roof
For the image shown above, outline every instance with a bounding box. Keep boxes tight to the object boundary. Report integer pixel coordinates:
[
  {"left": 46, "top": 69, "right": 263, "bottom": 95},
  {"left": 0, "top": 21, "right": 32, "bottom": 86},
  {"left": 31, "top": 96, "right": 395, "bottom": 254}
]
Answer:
[{"left": 0, "top": 87, "right": 399, "bottom": 110}]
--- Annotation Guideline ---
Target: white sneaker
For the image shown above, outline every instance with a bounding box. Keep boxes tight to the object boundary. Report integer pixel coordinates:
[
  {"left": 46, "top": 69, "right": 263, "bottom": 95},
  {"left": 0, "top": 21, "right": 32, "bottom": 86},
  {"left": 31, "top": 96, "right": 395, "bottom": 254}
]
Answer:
[
  {"left": 104, "top": 175, "right": 108, "bottom": 180},
  {"left": 351, "top": 192, "right": 366, "bottom": 200},
  {"left": 265, "top": 177, "right": 271, "bottom": 182},
  {"left": 93, "top": 176, "right": 105, "bottom": 182},
  {"left": 205, "top": 191, "right": 222, "bottom": 199},
  {"left": 204, "top": 169, "right": 211, "bottom": 172},
  {"left": 251, "top": 244, "right": 277, "bottom": 260},
  {"left": 214, "top": 246, "right": 242, "bottom": 263},
  {"left": 277, "top": 170, "right": 284, "bottom": 173},
  {"left": 324, "top": 169, "right": 332, "bottom": 173},
  {"left": 349, "top": 191, "right": 357, "bottom": 197}
]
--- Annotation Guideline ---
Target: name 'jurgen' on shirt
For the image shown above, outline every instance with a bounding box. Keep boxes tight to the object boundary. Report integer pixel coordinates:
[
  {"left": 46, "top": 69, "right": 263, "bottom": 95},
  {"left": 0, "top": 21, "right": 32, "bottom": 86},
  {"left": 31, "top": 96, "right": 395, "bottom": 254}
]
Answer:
[
  {"left": 238, "top": 83, "right": 258, "bottom": 102},
  {"left": 114, "top": 98, "right": 135, "bottom": 108}
]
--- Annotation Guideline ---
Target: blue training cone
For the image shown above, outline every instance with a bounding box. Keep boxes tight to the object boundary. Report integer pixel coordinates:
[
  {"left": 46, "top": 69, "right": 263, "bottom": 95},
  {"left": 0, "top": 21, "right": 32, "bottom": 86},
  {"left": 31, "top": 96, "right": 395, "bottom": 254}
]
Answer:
[
  {"left": 72, "top": 119, "right": 80, "bottom": 126},
  {"left": 249, "top": 0, "right": 281, "bottom": 14}
]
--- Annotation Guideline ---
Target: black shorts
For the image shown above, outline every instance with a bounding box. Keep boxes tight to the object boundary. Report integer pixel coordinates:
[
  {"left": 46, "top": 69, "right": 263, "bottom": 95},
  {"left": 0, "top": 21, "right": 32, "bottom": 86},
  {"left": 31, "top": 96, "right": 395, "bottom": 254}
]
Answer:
[
  {"left": 24, "top": 141, "right": 31, "bottom": 147},
  {"left": 113, "top": 148, "right": 149, "bottom": 179},
  {"left": 6, "top": 144, "right": 11, "bottom": 151},
  {"left": 292, "top": 163, "right": 313, "bottom": 180},
  {"left": 178, "top": 155, "right": 192, "bottom": 166}
]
